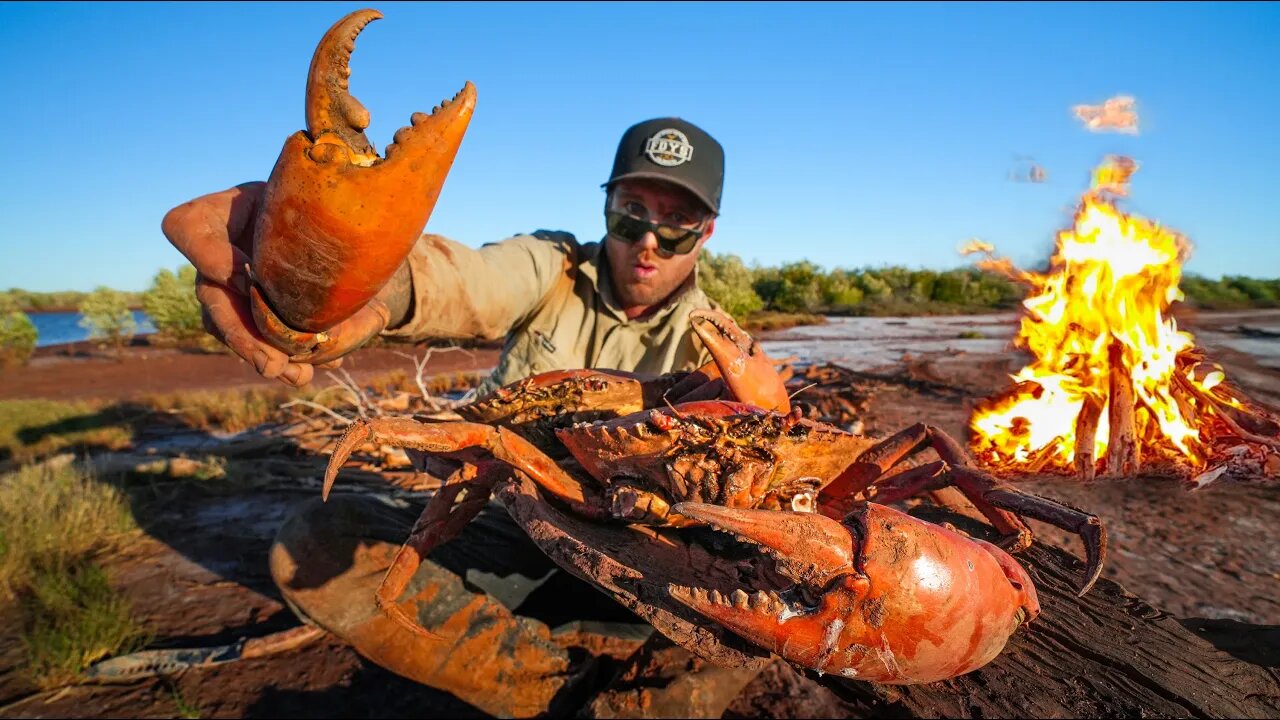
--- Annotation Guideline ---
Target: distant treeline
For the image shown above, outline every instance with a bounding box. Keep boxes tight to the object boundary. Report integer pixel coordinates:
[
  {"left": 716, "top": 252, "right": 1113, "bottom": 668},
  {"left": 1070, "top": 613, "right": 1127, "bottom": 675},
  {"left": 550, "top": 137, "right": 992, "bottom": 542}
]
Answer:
[
  {"left": 696, "top": 252, "right": 1280, "bottom": 318},
  {"left": 7, "top": 257, "right": 1280, "bottom": 319},
  {"left": 2, "top": 289, "right": 143, "bottom": 313}
]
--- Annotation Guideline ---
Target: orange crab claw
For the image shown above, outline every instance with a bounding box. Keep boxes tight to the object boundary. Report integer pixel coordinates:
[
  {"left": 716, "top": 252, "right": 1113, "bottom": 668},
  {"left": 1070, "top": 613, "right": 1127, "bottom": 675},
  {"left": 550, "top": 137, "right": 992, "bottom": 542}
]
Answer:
[
  {"left": 668, "top": 502, "right": 1040, "bottom": 684},
  {"left": 685, "top": 309, "right": 791, "bottom": 412},
  {"left": 250, "top": 8, "right": 476, "bottom": 359}
]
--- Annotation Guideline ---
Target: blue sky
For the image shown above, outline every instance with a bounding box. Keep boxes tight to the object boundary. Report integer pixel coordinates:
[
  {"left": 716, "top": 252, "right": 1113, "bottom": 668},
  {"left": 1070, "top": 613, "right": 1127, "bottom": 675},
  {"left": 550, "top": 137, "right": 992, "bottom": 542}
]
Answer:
[{"left": 2, "top": 1, "right": 1277, "bottom": 292}]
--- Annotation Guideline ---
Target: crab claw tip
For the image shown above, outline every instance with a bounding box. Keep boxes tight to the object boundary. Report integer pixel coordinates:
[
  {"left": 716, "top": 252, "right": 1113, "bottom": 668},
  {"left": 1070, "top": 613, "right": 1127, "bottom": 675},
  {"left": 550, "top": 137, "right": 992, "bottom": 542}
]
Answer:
[
  {"left": 673, "top": 502, "right": 856, "bottom": 586},
  {"left": 323, "top": 419, "right": 374, "bottom": 502},
  {"left": 1076, "top": 517, "right": 1107, "bottom": 597}
]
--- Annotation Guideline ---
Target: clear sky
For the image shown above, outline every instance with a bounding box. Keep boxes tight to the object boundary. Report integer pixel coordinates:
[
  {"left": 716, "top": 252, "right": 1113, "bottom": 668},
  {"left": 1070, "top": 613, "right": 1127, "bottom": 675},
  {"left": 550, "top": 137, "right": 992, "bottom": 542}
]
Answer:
[{"left": 3, "top": 1, "right": 1277, "bottom": 292}]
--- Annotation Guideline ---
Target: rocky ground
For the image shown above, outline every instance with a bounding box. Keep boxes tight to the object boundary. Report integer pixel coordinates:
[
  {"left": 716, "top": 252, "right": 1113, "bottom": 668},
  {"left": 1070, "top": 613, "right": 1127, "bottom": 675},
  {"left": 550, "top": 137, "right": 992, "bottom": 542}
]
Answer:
[{"left": 0, "top": 311, "right": 1277, "bottom": 718}]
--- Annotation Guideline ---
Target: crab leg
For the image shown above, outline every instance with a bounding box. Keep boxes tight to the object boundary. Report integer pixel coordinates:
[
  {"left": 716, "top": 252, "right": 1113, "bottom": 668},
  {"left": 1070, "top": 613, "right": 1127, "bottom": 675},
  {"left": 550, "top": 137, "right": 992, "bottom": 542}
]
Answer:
[
  {"left": 323, "top": 418, "right": 606, "bottom": 636},
  {"left": 817, "top": 423, "right": 931, "bottom": 516},
  {"left": 918, "top": 425, "right": 1106, "bottom": 596},
  {"left": 325, "top": 418, "right": 600, "bottom": 514},
  {"left": 376, "top": 461, "right": 500, "bottom": 638},
  {"left": 668, "top": 502, "right": 1040, "bottom": 684},
  {"left": 947, "top": 464, "right": 1107, "bottom": 597},
  {"left": 922, "top": 424, "right": 1100, "bottom": 593}
]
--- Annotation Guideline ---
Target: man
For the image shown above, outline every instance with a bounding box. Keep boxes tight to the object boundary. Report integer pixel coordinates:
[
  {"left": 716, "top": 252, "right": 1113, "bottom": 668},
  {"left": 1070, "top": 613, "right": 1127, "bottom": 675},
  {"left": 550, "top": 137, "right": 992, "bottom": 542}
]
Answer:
[{"left": 164, "top": 118, "right": 759, "bottom": 717}]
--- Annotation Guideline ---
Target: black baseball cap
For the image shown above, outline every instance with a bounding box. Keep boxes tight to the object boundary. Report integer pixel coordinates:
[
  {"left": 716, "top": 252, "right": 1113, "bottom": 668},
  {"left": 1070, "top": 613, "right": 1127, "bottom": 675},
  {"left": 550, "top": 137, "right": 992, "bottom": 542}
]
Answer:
[{"left": 603, "top": 117, "right": 724, "bottom": 215}]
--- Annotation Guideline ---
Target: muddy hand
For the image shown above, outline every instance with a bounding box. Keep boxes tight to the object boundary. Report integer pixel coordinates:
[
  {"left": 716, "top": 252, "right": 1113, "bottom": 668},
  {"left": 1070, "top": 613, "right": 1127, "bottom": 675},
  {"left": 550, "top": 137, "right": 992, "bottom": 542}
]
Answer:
[{"left": 163, "top": 182, "right": 381, "bottom": 386}]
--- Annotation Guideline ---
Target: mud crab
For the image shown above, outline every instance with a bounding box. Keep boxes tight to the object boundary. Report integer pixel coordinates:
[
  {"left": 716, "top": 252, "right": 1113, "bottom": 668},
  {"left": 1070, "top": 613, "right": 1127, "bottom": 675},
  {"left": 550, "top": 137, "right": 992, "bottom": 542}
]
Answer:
[
  {"left": 249, "top": 9, "right": 475, "bottom": 363},
  {"left": 324, "top": 309, "right": 1108, "bottom": 685}
]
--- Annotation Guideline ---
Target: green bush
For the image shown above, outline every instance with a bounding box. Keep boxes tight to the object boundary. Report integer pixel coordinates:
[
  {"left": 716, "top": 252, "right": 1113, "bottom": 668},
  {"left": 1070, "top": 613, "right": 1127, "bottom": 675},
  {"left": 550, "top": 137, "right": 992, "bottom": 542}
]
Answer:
[
  {"left": 0, "top": 294, "right": 38, "bottom": 368},
  {"left": 78, "top": 287, "right": 136, "bottom": 360},
  {"left": 698, "top": 251, "right": 763, "bottom": 319},
  {"left": 142, "top": 265, "right": 203, "bottom": 344}
]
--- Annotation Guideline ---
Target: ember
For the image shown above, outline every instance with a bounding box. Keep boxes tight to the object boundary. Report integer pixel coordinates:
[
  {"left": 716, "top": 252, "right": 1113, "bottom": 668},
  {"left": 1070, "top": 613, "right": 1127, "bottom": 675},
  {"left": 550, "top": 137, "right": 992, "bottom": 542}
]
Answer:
[{"left": 964, "top": 156, "right": 1280, "bottom": 484}]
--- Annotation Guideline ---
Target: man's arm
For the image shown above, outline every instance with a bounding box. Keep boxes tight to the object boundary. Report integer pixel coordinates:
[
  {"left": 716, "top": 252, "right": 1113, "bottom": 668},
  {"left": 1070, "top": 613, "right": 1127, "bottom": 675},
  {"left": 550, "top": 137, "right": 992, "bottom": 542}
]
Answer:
[
  {"left": 379, "top": 230, "right": 578, "bottom": 343},
  {"left": 164, "top": 180, "right": 575, "bottom": 384}
]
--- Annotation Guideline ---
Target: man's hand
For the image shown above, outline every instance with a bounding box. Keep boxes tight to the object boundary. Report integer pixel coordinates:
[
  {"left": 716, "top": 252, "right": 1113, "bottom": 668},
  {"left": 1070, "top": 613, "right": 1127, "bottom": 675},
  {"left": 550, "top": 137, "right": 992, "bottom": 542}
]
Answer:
[{"left": 162, "top": 182, "right": 333, "bottom": 387}]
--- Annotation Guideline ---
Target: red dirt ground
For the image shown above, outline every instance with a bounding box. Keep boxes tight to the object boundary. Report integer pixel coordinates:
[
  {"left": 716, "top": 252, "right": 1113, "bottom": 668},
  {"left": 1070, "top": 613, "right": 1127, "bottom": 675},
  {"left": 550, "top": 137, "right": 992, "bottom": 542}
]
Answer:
[
  {"left": 0, "top": 340, "right": 503, "bottom": 403},
  {"left": 1, "top": 314, "right": 1277, "bottom": 718}
]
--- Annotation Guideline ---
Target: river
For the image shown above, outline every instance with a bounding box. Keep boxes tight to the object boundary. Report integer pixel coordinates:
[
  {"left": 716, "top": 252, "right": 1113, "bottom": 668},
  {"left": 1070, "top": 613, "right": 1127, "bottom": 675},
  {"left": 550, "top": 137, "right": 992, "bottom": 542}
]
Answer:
[{"left": 28, "top": 311, "right": 156, "bottom": 347}]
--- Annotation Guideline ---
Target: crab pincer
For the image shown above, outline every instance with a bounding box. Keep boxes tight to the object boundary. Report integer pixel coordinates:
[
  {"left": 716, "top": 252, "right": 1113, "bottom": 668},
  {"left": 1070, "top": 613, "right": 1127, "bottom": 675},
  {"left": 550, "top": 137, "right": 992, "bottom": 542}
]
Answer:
[
  {"left": 249, "top": 9, "right": 476, "bottom": 363},
  {"left": 667, "top": 502, "right": 1041, "bottom": 684}
]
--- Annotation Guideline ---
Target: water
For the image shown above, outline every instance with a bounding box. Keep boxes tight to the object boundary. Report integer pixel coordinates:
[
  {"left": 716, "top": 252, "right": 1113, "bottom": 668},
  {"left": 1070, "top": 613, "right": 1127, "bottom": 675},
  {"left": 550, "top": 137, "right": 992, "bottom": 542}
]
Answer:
[
  {"left": 29, "top": 310, "right": 156, "bottom": 347},
  {"left": 758, "top": 312, "right": 1280, "bottom": 371}
]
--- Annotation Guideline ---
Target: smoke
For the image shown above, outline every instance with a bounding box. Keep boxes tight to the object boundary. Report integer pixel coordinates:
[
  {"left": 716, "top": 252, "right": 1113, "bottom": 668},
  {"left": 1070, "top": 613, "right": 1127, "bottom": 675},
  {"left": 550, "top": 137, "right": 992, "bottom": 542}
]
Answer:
[{"left": 1072, "top": 95, "right": 1140, "bottom": 134}]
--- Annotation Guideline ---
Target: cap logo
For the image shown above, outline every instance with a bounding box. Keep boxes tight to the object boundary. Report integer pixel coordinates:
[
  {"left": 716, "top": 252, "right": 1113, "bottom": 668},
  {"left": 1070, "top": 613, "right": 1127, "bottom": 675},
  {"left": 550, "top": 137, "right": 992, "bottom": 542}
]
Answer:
[{"left": 644, "top": 128, "right": 694, "bottom": 167}]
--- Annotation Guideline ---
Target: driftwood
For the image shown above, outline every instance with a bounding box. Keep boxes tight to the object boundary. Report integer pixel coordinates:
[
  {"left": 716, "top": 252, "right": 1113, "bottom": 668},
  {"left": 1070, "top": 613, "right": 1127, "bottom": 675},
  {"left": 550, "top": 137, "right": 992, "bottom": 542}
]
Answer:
[
  {"left": 813, "top": 505, "right": 1280, "bottom": 719},
  {"left": 1105, "top": 339, "right": 1141, "bottom": 476}
]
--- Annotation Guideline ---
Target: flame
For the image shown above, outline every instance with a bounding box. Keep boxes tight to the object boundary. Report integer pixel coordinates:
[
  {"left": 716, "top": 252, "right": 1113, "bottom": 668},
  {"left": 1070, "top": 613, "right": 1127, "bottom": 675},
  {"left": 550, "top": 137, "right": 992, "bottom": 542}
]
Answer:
[{"left": 969, "top": 156, "right": 1229, "bottom": 473}]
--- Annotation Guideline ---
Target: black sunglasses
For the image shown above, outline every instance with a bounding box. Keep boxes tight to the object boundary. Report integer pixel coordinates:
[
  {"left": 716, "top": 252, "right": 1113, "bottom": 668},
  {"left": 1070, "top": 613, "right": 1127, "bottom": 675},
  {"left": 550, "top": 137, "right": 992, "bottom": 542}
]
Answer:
[{"left": 605, "top": 210, "right": 707, "bottom": 256}]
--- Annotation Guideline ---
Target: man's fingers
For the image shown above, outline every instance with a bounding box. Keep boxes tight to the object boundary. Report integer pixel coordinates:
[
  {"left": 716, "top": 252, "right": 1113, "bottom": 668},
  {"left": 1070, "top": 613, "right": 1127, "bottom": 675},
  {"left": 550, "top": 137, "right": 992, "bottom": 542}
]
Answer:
[
  {"left": 196, "top": 278, "right": 287, "bottom": 378},
  {"left": 282, "top": 363, "right": 315, "bottom": 387},
  {"left": 196, "top": 278, "right": 321, "bottom": 387},
  {"left": 162, "top": 182, "right": 264, "bottom": 294}
]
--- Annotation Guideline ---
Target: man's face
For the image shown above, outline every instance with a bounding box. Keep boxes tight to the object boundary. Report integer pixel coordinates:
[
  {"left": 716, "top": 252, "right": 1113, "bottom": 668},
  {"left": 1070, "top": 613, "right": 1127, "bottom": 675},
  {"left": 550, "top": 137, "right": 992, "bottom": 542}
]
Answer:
[{"left": 604, "top": 179, "right": 716, "bottom": 313}]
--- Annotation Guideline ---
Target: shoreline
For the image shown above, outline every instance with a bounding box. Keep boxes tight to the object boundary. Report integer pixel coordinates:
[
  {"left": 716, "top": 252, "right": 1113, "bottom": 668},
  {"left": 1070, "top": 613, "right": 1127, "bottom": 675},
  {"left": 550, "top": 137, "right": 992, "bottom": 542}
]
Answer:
[{"left": 6, "top": 308, "right": 1277, "bottom": 404}]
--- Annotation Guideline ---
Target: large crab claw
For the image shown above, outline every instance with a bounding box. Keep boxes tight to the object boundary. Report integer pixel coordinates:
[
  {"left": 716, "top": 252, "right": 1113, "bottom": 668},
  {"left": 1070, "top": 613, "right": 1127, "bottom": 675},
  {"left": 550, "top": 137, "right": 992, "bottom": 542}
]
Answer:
[
  {"left": 667, "top": 502, "right": 1041, "bottom": 684},
  {"left": 250, "top": 8, "right": 476, "bottom": 360},
  {"left": 666, "top": 309, "right": 791, "bottom": 412}
]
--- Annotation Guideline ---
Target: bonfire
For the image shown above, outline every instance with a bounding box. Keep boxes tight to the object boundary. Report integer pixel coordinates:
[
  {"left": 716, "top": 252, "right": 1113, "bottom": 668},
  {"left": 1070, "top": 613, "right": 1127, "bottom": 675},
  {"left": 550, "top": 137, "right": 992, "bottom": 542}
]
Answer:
[{"left": 963, "top": 156, "right": 1280, "bottom": 486}]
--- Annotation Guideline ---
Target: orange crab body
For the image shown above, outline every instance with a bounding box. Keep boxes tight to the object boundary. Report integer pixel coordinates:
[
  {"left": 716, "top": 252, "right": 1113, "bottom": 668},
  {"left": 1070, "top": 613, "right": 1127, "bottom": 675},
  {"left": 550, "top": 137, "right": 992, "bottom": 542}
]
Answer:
[{"left": 322, "top": 309, "right": 1106, "bottom": 685}]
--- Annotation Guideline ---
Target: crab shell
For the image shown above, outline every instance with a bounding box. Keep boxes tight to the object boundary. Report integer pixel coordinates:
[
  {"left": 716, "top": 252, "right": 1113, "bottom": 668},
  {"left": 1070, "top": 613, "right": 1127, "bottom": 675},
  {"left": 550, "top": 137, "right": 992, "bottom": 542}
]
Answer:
[
  {"left": 556, "top": 400, "right": 878, "bottom": 512},
  {"left": 250, "top": 9, "right": 476, "bottom": 355}
]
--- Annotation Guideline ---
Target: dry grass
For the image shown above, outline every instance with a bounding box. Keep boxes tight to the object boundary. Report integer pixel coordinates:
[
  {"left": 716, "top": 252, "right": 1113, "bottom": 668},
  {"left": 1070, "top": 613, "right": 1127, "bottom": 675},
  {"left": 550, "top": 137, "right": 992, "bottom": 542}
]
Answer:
[
  {"left": 20, "top": 561, "right": 150, "bottom": 689},
  {"left": 141, "top": 386, "right": 310, "bottom": 433},
  {"left": 0, "top": 399, "right": 134, "bottom": 464},
  {"left": 0, "top": 460, "right": 147, "bottom": 688},
  {"left": 0, "top": 460, "right": 136, "bottom": 599},
  {"left": 742, "top": 311, "right": 827, "bottom": 333}
]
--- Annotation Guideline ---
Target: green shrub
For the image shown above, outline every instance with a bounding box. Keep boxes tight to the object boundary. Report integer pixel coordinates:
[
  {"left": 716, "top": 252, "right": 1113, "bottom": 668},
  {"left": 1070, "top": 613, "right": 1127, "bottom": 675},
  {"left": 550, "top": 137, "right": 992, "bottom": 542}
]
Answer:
[
  {"left": 21, "top": 560, "right": 149, "bottom": 689},
  {"left": 768, "top": 261, "right": 824, "bottom": 313},
  {"left": 142, "top": 265, "right": 203, "bottom": 344},
  {"left": 0, "top": 294, "right": 38, "bottom": 368},
  {"left": 78, "top": 287, "right": 136, "bottom": 360},
  {"left": 0, "top": 460, "right": 136, "bottom": 599},
  {"left": 699, "top": 251, "right": 763, "bottom": 319}
]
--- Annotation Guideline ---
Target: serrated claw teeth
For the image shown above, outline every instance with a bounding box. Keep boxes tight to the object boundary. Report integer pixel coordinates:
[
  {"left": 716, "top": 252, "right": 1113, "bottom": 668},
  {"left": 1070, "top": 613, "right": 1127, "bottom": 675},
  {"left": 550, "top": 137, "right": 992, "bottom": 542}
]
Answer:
[{"left": 731, "top": 589, "right": 749, "bottom": 608}]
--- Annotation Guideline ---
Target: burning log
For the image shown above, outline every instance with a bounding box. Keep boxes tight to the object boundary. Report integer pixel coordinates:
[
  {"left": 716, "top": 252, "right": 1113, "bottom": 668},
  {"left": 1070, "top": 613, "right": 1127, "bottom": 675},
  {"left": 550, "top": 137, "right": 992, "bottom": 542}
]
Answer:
[
  {"left": 966, "top": 156, "right": 1280, "bottom": 484},
  {"left": 1105, "top": 340, "right": 1141, "bottom": 477},
  {"left": 1074, "top": 395, "right": 1103, "bottom": 481}
]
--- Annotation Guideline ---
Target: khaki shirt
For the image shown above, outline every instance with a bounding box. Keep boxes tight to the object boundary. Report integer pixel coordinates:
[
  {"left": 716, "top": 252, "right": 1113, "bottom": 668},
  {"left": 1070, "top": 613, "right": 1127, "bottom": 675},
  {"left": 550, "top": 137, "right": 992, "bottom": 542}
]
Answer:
[{"left": 381, "top": 231, "right": 718, "bottom": 396}]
